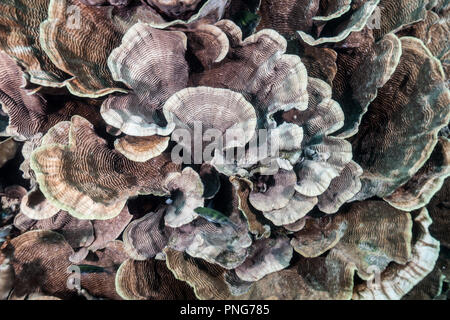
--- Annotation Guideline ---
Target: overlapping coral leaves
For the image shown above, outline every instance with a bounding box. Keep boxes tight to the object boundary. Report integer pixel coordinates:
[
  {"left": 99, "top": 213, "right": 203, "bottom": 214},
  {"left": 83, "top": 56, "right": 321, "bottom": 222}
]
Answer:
[{"left": 0, "top": 0, "right": 448, "bottom": 300}]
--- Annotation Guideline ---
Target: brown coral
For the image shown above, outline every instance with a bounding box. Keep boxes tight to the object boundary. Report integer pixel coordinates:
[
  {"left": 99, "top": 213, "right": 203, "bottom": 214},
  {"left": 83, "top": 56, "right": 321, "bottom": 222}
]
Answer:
[
  {"left": 30, "top": 116, "right": 179, "bottom": 220},
  {"left": 0, "top": 0, "right": 447, "bottom": 302}
]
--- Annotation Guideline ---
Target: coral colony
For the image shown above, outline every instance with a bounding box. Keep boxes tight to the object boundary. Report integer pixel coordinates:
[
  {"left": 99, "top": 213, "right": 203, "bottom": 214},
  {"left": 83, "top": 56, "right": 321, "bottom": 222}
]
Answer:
[{"left": 0, "top": 0, "right": 448, "bottom": 301}]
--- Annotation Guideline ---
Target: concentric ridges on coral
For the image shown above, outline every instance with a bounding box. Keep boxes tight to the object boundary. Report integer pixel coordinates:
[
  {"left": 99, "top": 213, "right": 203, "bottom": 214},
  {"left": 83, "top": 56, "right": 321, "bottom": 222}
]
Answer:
[{"left": 0, "top": 0, "right": 448, "bottom": 302}]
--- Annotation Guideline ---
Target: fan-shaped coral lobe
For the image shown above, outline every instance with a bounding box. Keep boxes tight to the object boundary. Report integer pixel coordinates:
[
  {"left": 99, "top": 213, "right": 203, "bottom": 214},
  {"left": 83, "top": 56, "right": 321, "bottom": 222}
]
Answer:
[
  {"left": 115, "top": 135, "right": 171, "bottom": 162},
  {"left": 257, "top": 0, "right": 380, "bottom": 45},
  {"left": 0, "top": 52, "right": 104, "bottom": 140},
  {"left": 190, "top": 20, "right": 309, "bottom": 124},
  {"left": 0, "top": 0, "right": 448, "bottom": 302},
  {"left": 0, "top": 230, "right": 75, "bottom": 298},
  {"left": 184, "top": 23, "right": 230, "bottom": 67},
  {"left": 101, "top": 22, "right": 189, "bottom": 136},
  {"left": 164, "top": 86, "right": 258, "bottom": 154},
  {"left": 353, "top": 208, "right": 440, "bottom": 300},
  {"left": 47, "top": 0, "right": 230, "bottom": 97},
  {"left": 396, "top": 8, "right": 450, "bottom": 77},
  {"left": 352, "top": 37, "right": 450, "bottom": 200},
  {"left": 334, "top": 33, "right": 402, "bottom": 138},
  {"left": 235, "top": 235, "right": 293, "bottom": 282},
  {"left": 298, "top": 0, "right": 380, "bottom": 45},
  {"left": 256, "top": 0, "right": 320, "bottom": 38},
  {"left": 164, "top": 167, "right": 205, "bottom": 227},
  {"left": 0, "top": 51, "right": 46, "bottom": 139},
  {"left": 0, "top": 0, "right": 69, "bottom": 86},
  {"left": 169, "top": 20, "right": 362, "bottom": 228},
  {"left": 142, "top": 0, "right": 230, "bottom": 28},
  {"left": 40, "top": 0, "right": 132, "bottom": 97},
  {"left": 79, "top": 0, "right": 131, "bottom": 5},
  {"left": 385, "top": 137, "right": 450, "bottom": 211},
  {"left": 30, "top": 116, "right": 180, "bottom": 220},
  {"left": 123, "top": 208, "right": 172, "bottom": 260},
  {"left": 374, "top": 0, "right": 429, "bottom": 40},
  {"left": 0, "top": 230, "right": 126, "bottom": 299},
  {"left": 115, "top": 258, "right": 196, "bottom": 300},
  {"left": 144, "top": 0, "right": 204, "bottom": 18},
  {"left": 165, "top": 247, "right": 230, "bottom": 300}
]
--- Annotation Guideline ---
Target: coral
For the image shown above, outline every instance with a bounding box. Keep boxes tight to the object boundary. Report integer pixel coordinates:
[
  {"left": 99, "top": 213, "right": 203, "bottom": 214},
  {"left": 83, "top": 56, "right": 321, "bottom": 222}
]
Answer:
[
  {"left": 101, "top": 23, "right": 189, "bottom": 135},
  {"left": 115, "top": 258, "right": 196, "bottom": 300},
  {"left": 0, "top": 138, "right": 17, "bottom": 169},
  {"left": 123, "top": 208, "right": 172, "bottom": 260},
  {"left": 385, "top": 137, "right": 450, "bottom": 211},
  {"left": 30, "top": 116, "right": 179, "bottom": 220},
  {"left": 0, "top": 231, "right": 126, "bottom": 299},
  {"left": 0, "top": 0, "right": 448, "bottom": 302},
  {"left": 0, "top": 52, "right": 102, "bottom": 140},
  {"left": 353, "top": 208, "right": 440, "bottom": 299},
  {"left": 0, "top": 0, "right": 68, "bottom": 87},
  {"left": 257, "top": 0, "right": 379, "bottom": 45},
  {"left": 114, "top": 135, "right": 171, "bottom": 162},
  {"left": 351, "top": 37, "right": 449, "bottom": 200}
]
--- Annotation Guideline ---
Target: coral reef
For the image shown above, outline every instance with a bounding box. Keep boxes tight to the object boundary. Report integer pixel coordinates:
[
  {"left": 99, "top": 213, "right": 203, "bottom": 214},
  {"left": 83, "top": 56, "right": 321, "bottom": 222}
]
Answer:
[{"left": 0, "top": 0, "right": 448, "bottom": 301}]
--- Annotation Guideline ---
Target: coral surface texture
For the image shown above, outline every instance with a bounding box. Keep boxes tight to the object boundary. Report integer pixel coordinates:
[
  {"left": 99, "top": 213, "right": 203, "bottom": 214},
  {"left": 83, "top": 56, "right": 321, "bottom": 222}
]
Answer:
[{"left": 0, "top": 0, "right": 449, "bottom": 301}]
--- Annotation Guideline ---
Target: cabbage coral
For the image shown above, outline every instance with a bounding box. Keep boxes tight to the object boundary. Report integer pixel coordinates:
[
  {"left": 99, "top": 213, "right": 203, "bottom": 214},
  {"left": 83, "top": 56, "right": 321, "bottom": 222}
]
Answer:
[{"left": 0, "top": 0, "right": 449, "bottom": 301}]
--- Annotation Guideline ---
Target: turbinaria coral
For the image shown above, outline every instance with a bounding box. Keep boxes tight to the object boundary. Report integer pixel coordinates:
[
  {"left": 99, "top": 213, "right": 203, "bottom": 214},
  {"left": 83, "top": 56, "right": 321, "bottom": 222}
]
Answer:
[{"left": 0, "top": 0, "right": 449, "bottom": 301}]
